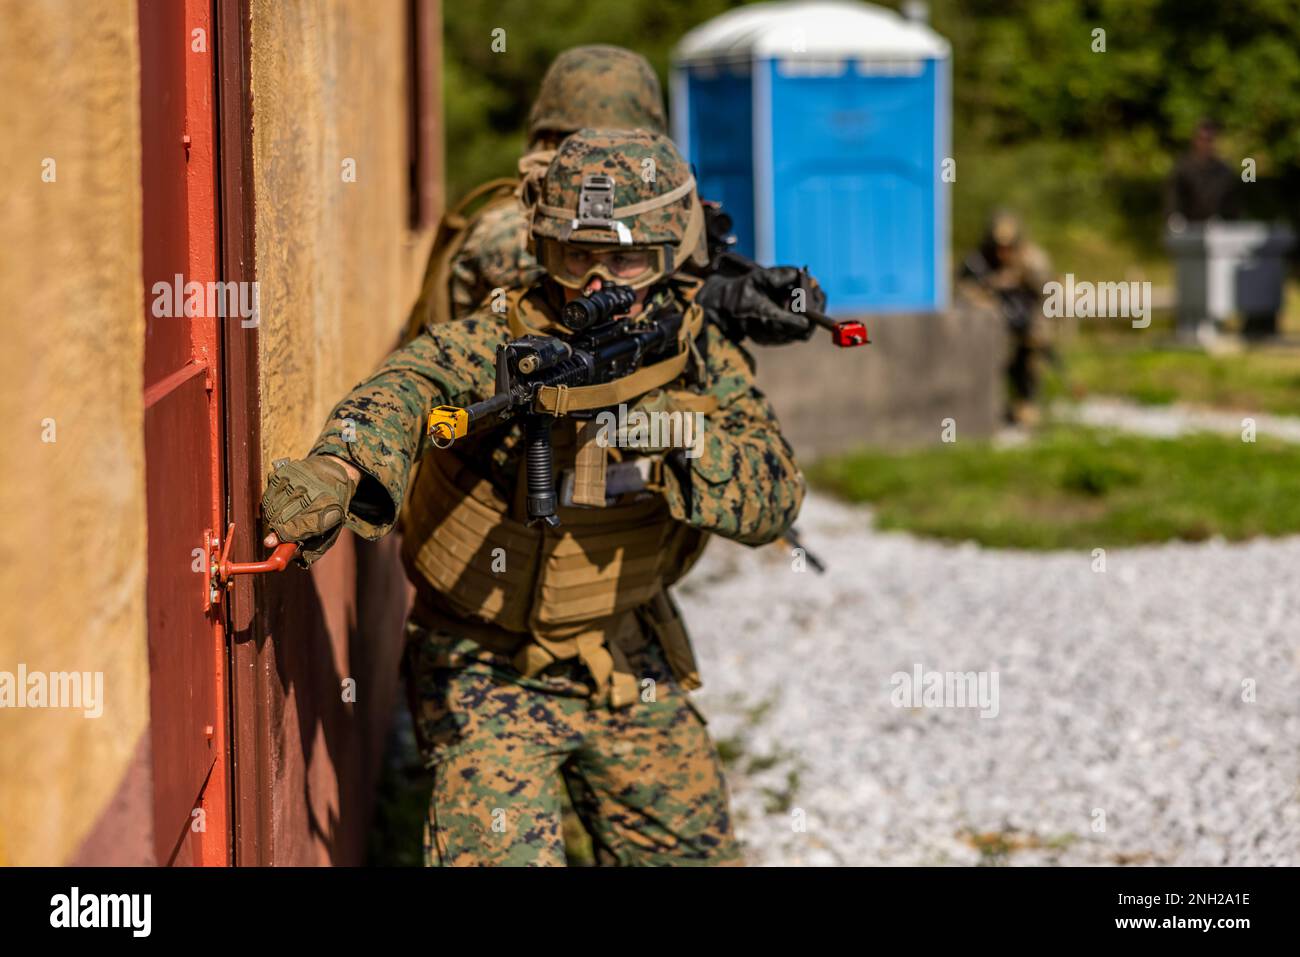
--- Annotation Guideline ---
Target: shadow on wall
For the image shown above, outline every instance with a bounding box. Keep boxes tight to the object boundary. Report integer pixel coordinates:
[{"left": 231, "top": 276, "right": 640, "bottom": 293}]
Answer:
[{"left": 248, "top": 530, "right": 411, "bottom": 865}]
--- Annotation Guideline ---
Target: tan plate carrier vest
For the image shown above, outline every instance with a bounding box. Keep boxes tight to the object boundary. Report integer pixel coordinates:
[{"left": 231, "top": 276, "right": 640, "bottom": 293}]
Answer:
[{"left": 401, "top": 287, "right": 715, "bottom": 707}]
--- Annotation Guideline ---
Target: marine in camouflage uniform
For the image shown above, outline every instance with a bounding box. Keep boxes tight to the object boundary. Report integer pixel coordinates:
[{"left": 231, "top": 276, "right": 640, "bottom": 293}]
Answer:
[
  {"left": 262, "top": 129, "right": 805, "bottom": 866},
  {"left": 414, "top": 43, "right": 820, "bottom": 349},
  {"left": 958, "top": 211, "right": 1055, "bottom": 425},
  {"left": 419, "top": 45, "right": 669, "bottom": 327}
]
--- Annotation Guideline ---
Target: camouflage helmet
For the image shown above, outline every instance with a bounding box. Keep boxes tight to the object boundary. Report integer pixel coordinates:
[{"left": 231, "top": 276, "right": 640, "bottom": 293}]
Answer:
[
  {"left": 526, "top": 128, "right": 705, "bottom": 288},
  {"left": 528, "top": 46, "right": 667, "bottom": 141}
]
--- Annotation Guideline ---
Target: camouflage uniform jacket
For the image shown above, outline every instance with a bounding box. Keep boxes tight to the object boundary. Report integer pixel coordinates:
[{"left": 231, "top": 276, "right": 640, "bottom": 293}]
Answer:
[
  {"left": 447, "top": 198, "right": 541, "bottom": 319},
  {"left": 311, "top": 280, "right": 804, "bottom": 696}
]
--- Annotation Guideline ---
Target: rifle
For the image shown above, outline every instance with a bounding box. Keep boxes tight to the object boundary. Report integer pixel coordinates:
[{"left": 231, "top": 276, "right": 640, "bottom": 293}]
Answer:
[
  {"left": 959, "top": 251, "right": 1038, "bottom": 335},
  {"left": 702, "top": 202, "right": 836, "bottom": 574},
  {"left": 701, "top": 200, "right": 869, "bottom": 349},
  {"left": 960, "top": 251, "right": 1066, "bottom": 377},
  {"left": 780, "top": 526, "right": 827, "bottom": 575},
  {"left": 425, "top": 284, "right": 687, "bottom": 528}
]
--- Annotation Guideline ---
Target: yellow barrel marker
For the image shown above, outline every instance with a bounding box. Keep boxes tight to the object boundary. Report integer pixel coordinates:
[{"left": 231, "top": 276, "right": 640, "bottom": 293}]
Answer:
[{"left": 427, "top": 405, "right": 469, "bottom": 448}]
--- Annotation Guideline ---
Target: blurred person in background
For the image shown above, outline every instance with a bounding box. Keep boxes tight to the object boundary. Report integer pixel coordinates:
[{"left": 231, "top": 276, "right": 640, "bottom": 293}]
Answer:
[
  {"left": 1165, "top": 117, "right": 1240, "bottom": 228},
  {"left": 958, "top": 211, "right": 1056, "bottom": 426}
]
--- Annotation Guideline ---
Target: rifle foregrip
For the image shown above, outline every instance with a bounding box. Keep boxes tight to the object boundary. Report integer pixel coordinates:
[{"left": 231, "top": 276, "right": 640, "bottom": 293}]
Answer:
[{"left": 524, "top": 415, "right": 560, "bottom": 527}]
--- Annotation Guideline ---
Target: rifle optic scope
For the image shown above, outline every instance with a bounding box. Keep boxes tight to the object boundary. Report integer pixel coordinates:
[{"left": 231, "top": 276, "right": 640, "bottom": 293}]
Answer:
[{"left": 561, "top": 283, "right": 636, "bottom": 331}]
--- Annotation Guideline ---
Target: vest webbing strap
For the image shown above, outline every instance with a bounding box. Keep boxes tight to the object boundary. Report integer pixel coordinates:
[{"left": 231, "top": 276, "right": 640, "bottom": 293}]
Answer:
[
  {"left": 570, "top": 419, "right": 608, "bottom": 507},
  {"left": 525, "top": 632, "right": 639, "bottom": 708},
  {"left": 505, "top": 288, "right": 541, "bottom": 337},
  {"left": 662, "top": 391, "right": 719, "bottom": 414}
]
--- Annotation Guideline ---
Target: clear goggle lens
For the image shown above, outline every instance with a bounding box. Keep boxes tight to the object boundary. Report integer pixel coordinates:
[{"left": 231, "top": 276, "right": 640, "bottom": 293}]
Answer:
[{"left": 539, "top": 240, "right": 667, "bottom": 290}]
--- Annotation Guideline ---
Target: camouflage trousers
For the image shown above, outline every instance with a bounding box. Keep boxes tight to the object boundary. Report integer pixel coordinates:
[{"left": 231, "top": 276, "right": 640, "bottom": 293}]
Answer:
[{"left": 404, "top": 619, "right": 742, "bottom": 867}]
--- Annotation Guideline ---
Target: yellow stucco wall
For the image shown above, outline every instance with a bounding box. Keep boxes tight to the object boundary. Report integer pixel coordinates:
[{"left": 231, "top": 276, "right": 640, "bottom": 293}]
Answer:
[
  {"left": 0, "top": 2, "right": 149, "bottom": 865},
  {"left": 251, "top": 0, "right": 436, "bottom": 463},
  {"left": 0, "top": 0, "right": 439, "bottom": 867}
]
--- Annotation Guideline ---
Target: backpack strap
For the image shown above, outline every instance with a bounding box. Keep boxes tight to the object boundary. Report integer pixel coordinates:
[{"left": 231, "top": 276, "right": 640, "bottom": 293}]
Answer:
[{"left": 402, "top": 177, "right": 519, "bottom": 342}]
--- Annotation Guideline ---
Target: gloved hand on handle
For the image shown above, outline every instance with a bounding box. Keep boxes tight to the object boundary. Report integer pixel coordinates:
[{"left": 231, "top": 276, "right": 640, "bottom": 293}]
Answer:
[{"left": 260, "top": 455, "right": 360, "bottom": 567}]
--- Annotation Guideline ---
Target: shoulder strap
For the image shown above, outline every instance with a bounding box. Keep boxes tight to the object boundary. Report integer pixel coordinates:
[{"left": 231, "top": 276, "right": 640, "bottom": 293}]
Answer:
[
  {"left": 402, "top": 177, "right": 519, "bottom": 342},
  {"left": 506, "top": 287, "right": 555, "bottom": 337}
]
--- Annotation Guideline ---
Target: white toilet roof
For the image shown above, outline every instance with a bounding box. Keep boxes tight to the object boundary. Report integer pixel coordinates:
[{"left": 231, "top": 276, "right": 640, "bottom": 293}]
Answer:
[{"left": 675, "top": 1, "right": 950, "bottom": 64}]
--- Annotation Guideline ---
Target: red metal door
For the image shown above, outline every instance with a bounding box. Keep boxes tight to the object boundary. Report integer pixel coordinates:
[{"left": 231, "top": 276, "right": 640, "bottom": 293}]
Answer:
[{"left": 139, "top": 0, "right": 230, "bottom": 866}]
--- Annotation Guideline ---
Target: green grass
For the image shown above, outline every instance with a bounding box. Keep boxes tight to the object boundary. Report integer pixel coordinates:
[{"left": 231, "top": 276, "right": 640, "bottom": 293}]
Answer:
[
  {"left": 810, "top": 426, "right": 1300, "bottom": 550},
  {"left": 959, "top": 827, "right": 1081, "bottom": 866},
  {"left": 1063, "top": 332, "right": 1300, "bottom": 415}
]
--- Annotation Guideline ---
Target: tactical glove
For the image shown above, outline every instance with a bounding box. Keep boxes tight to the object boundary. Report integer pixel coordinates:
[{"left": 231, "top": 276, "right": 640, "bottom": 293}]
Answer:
[
  {"left": 697, "top": 260, "right": 826, "bottom": 346},
  {"left": 261, "top": 456, "right": 358, "bottom": 567}
]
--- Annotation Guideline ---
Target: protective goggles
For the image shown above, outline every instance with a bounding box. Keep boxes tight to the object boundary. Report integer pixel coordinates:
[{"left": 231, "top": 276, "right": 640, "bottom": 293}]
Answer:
[{"left": 536, "top": 238, "right": 670, "bottom": 291}]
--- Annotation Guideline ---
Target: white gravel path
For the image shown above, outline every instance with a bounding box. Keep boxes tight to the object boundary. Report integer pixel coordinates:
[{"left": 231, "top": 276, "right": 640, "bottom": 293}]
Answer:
[
  {"left": 1056, "top": 397, "right": 1300, "bottom": 443},
  {"left": 677, "top": 492, "right": 1300, "bottom": 866}
]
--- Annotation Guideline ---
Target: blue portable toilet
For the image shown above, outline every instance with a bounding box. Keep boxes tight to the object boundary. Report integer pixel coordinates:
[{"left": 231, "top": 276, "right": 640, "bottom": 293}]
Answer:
[{"left": 673, "top": 1, "right": 951, "bottom": 314}]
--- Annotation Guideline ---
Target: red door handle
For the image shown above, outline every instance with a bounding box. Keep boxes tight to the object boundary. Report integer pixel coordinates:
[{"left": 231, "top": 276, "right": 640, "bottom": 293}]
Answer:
[{"left": 216, "top": 523, "right": 298, "bottom": 583}]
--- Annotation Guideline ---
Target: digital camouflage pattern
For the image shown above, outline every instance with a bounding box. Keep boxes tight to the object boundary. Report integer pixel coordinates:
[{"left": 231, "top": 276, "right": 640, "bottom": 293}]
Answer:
[
  {"left": 527, "top": 45, "right": 667, "bottom": 141},
  {"left": 448, "top": 199, "right": 540, "bottom": 319},
  {"left": 311, "top": 280, "right": 803, "bottom": 547},
  {"left": 528, "top": 128, "right": 700, "bottom": 253},
  {"left": 408, "top": 629, "right": 740, "bottom": 866},
  {"left": 445, "top": 45, "right": 669, "bottom": 320}
]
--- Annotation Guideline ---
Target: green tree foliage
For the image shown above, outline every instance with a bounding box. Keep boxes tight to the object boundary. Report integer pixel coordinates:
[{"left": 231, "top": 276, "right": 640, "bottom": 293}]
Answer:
[
  {"left": 930, "top": 0, "right": 1300, "bottom": 259},
  {"left": 442, "top": 0, "right": 745, "bottom": 198},
  {"left": 938, "top": 0, "right": 1300, "bottom": 173},
  {"left": 444, "top": 0, "right": 1300, "bottom": 264}
]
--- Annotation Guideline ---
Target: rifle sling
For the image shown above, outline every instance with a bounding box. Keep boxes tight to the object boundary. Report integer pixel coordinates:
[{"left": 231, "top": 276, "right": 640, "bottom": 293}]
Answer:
[{"left": 534, "top": 349, "right": 690, "bottom": 415}]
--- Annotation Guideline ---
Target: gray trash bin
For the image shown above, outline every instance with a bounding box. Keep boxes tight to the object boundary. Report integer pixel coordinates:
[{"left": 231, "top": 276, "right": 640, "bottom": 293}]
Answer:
[{"left": 1165, "top": 221, "right": 1294, "bottom": 338}]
